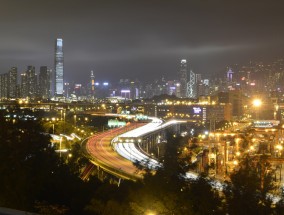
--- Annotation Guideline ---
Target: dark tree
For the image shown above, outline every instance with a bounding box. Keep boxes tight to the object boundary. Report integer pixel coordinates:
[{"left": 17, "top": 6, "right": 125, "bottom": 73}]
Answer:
[
  {"left": 0, "top": 116, "right": 102, "bottom": 214},
  {"left": 0, "top": 117, "right": 59, "bottom": 210},
  {"left": 186, "top": 173, "right": 224, "bottom": 215},
  {"left": 127, "top": 133, "right": 194, "bottom": 214},
  {"left": 224, "top": 155, "right": 276, "bottom": 215},
  {"left": 276, "top": 187, "right": 284, "bottom": 214}
]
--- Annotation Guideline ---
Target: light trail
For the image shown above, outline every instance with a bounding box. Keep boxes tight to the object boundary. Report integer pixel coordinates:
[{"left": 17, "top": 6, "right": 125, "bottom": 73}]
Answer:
[{"left": 113, "top": 117, "right": 185, "bottom": 169}]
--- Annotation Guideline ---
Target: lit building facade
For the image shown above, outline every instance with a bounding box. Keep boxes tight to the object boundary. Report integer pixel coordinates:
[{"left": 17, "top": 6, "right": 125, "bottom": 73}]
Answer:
[
  {"left": 0, "top": 67, "right": 18, "bottom": 99},
  {"left": 39, "top": 66, "right": 51, "bottom": 99},
  {"left": 0, "top": 73, "right": 8, "bottom": 99},
  {"left": 8, "top": 67, "right": 18, "bottom": 98},
  {"left": 187, "top": 70, "right": 196, "bottom": 98},
  {"left": 178, "top": 59, "right": 187, "bottom": 98},
  {"left": 90, "top": 70, "right": 95, "bottom": 96},
  {"left": 55, "top": 38, "right": 64, "bottom": 97},
  {"left": 25, "top": 66, "right": 37, "bottom": 99}
]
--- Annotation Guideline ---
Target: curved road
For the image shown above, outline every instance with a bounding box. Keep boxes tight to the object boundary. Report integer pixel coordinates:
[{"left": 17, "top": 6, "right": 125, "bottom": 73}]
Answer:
[
  {"left": 86, "top": 123, "right": 146, "bottom": 180},
  {"left": 86, "top": 118, "right": 186, "bottom": 180}
]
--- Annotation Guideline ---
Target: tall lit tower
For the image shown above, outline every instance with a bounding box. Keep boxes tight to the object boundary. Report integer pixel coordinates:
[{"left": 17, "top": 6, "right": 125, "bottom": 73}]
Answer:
[
  {"left": 178, "top": 59, "right": 187, "bottom": 98},
  {"left": 227, "top": 68, "right": 234, "bottom": 82},
  {"left": 90, "top": 70, "right": 95, "bottom": 96},
  {"left": 187, "top": 70, "right": 196, "bottom": 98},
  {"left": 55, "top": 38, "right": 64, "bottom": 97}
]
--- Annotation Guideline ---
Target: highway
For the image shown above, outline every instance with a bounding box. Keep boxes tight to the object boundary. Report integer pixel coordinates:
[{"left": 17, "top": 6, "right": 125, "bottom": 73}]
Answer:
[
  {"left": 86, "top": 117, "right": 186, "bottom": 180},
  {"left": 86, "top": 123, "right": 146, "bottom": 180},
  {"left": 114, "top": 118, "right": 186, "bottom": 169}
]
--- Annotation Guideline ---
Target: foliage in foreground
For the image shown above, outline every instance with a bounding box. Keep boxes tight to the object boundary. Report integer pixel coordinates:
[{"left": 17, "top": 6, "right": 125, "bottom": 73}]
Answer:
[{"left": 0, "top": 116, "right": 101, "bottom": 214}]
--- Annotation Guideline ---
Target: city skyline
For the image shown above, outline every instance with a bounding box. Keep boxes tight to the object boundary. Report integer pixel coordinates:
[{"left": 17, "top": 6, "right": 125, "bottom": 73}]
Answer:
[{"left": 0, "top": 0, "right": 283, "bottom": 84}]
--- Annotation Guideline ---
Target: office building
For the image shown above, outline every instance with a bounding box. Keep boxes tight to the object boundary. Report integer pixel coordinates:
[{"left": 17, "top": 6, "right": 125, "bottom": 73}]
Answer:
[
  {"left": 90, "top": 70, "right": 95, "bottom": 96},
  {"left": 187, "top": 70, "right": 197, "bottom": 98},
  {"left": 55, "top": 38, "right": 64, "bottom": 97},
  {"left": 178, "top": 59, "right": 187, "bottom": 98}
]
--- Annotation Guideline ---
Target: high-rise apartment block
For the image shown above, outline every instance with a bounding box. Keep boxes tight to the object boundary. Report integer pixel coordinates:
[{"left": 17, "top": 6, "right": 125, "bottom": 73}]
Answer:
[
  {"left": 26, "top": 66, "right": 37, "bottom": 99},
  {"left": 39, "top": 66, "right": 51, "bottom": 99},
  {"left": 0, "top": 73, "right": 8, "bottom": 99},
  {"left": 0, "top": 67, "right": 18, "bottom": 100},
  {"left": 19, "top": 66, "right": 37, "bottom": 99},
  {"left": 8, "top": 67, "right": 18, "bottom": 98},
  {"left": 20, "top": 73, "right": 27, "bottom": 98}
]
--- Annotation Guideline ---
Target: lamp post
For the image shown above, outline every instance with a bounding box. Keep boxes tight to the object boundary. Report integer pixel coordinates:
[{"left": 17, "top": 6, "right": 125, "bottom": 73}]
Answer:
[
  {"left": 63, "top": 111, "right": 66, "bottom": 133},
  {"left": 252, "top": 99, "right": 262, "bottom": 120},
  {"left": 74, "top": 114, "right": 77, "bottom": 127},
  {"left": 51, "top": 117, "right": 56, "bottom": 134},
  {"left": 59, "top": 137, "right": 62, "bottom": 158}
]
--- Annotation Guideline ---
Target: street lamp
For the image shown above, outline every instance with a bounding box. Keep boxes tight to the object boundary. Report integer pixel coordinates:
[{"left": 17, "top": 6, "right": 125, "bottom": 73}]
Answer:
[
  {"left": 275, "top": 144, "right": 283, "bottom": 157},
  {"left": 51, "top": 117, "right": 56, "bottom": 134},
  {"left": 59, "top": 137, "right": 62, "bottom": 158},
  {"left": 252, "top": 99, "right": 262, "bottom": 120},
  {"left": 74, "top": 114, "right": 77, "bottom": 127},
  {"left": 63, "top": 111, "right": 66, "bottom": 133},
  {"left": 253, "top": 99, "right": 262, "bottom": 107}
]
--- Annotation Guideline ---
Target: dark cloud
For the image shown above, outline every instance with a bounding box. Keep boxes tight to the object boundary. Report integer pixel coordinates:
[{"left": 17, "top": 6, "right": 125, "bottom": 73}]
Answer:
[{"left": 0, "top": 0, "right": 283, "bottom": 83}]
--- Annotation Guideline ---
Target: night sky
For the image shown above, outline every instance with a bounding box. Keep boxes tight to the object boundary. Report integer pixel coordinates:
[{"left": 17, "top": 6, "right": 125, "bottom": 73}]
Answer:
[{"left": 0, "top": 0, "right": 283, "bottom": 84}]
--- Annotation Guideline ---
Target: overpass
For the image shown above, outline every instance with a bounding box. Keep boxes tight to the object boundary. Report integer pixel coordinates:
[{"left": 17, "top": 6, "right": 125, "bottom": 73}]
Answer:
[{"left": 84, "top": 116, "right": 186, "bottom": 181}]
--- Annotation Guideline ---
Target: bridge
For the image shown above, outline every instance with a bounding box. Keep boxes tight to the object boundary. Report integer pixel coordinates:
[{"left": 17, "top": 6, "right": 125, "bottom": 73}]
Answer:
[{"left": 83, "top": 116, "right": 186, "bottom": 181}]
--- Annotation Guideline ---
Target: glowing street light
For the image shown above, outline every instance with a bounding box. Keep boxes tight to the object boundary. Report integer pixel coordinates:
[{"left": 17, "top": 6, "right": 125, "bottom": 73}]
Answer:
[
  {"left": 74, "top": 114, "right": 77, "bottom": 127},
  {"left": 146, "top": 210, "right": 156, "bottom": 215},
  {"left": 253, "top": 99, "right": 262, "bottom": 107},
  {"left": 252, "top": 99, "right": 262, "bottom": 120}
]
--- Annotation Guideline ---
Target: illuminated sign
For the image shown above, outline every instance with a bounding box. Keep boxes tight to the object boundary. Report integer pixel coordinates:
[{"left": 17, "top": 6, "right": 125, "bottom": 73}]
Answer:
[
  {"left": 193, "top": 107, "right": 202, "bottom": 114},
  {"left": 121, "top": 90, "right": 130, "bottom": 93}
]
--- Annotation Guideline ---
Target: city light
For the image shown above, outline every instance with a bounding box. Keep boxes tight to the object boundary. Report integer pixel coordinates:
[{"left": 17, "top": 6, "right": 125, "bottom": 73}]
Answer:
[{"left": 252, "top": 99, "right": 262, "bottom": 107}]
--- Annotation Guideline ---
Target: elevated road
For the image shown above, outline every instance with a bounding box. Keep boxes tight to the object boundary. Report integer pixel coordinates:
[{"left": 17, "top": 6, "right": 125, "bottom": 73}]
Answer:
[
  {"left": 85, "top": 123, "right": 146, "bottom": 180},
  {"left": 85, "top": 117, "right": 186, "bottom": 180}
]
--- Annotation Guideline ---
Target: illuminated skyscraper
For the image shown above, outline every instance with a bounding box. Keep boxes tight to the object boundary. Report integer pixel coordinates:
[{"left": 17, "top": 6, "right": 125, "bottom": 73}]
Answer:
[
  {"left": 55, "top": 38, "right": 64, "bottom": 97},
  {"left": 187, "top": 70, "right": 196, "bottom": 98},
  {"left": 178, "top": 59, "right": 187, "bottom": 98},
  {"left": 227, "top": 68, "right": 234, "bottom": 82},
  {"left": 90, "top": 70, "right": 95, "bottom": 95}
]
